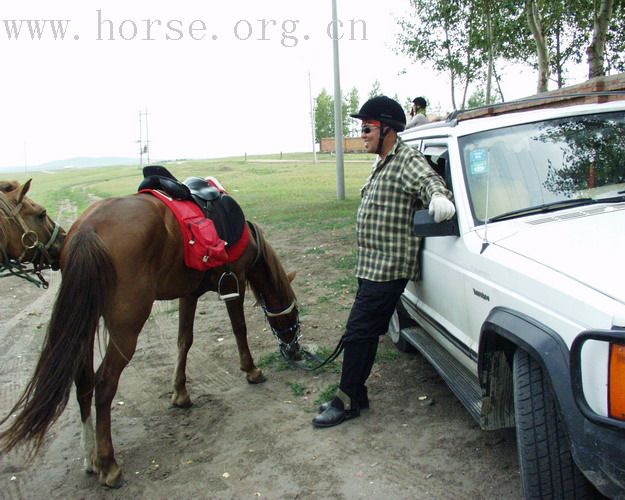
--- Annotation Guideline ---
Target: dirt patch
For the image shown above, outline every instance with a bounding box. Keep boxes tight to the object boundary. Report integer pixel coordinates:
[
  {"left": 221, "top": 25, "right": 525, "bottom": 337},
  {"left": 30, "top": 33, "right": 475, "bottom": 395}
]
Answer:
[{"left": 0, "top": 226, "right": 520, "bottom": 499}]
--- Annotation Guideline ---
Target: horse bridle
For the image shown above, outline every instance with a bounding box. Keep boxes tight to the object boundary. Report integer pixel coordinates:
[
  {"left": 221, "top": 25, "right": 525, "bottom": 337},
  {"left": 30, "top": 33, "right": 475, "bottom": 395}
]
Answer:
[
  {"left": 261, "top": 299, "right": 302, "bottom": 358},
  {"left": 0, "top": 191, "right": 62, "bottom": 288}
]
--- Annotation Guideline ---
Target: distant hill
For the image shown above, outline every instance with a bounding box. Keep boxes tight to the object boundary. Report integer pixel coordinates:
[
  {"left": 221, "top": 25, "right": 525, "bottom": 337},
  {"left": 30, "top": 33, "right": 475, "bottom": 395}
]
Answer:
[{"left": 0, "top": 156, "right": 137, "bottom": 174}]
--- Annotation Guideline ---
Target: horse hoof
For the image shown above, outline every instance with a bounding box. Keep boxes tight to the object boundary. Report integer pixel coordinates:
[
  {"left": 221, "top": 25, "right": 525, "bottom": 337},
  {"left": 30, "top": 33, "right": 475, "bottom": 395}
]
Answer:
[
  {"left": 98, "top": 464, "right": 123, "bottom": 488},
  {"left": 246, "top": 370, "right": 266, "bottom": 384},
  {"left": 171, "top": 393, "right": 192, "bottom": 408},
  {"left": 84, "top": 458, "right": 96, "bottom": 474}
]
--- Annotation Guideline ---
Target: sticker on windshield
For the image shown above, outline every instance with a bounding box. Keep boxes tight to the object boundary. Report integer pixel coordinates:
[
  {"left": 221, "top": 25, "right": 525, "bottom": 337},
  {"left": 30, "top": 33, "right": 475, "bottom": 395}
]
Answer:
[{"left": 469, "top": 149, "right": 489, "bottom": 175}]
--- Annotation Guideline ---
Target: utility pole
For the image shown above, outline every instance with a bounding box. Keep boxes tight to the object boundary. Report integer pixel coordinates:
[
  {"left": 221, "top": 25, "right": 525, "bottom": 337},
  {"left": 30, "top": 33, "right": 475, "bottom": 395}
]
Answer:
[
  {"left": 308, "top": 72, "right": 317, "bottom": 164},
  {"left": 331, "top": 0, "right": 345, "bottom": 200},
  {"left": 138, "top": 111, "right": 143, "bottom": 169},
  {"left": 138, "top": 108, "right": 151, "bottom": 169},
  {"left": 144, "top": 107, "right": 150, "bottom": 165}
]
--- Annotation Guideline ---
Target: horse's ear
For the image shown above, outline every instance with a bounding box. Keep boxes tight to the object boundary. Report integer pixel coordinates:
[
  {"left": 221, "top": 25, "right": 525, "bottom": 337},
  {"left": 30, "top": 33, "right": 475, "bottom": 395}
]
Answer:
[
  {"left": 287, "top": 271, "right": 296, "bottom": 283},
  {"left": 17, "top": 179, "right": 32, "bottom": 203}
]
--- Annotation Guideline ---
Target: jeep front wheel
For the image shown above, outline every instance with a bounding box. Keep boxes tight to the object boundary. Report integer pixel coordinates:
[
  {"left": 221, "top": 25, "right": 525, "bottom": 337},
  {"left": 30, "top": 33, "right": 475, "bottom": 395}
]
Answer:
[
  {"left": 388, "top": 303, "right": 415, "bottom": 353},
  {"left": 513, "top": 348, "right": 596, "bottom": 499}
]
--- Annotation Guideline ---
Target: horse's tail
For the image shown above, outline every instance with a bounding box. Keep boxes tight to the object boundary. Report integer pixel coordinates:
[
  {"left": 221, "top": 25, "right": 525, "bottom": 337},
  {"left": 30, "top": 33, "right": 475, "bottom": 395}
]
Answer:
[{"left": 0, "top": 230, "right": 115, "bottom": 456}]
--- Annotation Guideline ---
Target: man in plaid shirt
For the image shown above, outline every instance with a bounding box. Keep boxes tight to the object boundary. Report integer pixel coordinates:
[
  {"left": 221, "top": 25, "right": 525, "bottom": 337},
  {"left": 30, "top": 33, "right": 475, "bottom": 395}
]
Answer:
[{"left": 313, "top": 96, "right": 455, "bottom": 428}]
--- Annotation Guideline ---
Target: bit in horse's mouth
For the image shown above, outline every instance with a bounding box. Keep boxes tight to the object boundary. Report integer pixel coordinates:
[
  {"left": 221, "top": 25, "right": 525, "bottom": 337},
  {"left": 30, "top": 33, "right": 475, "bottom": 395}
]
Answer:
[{"left": 280, "top": 343, "right": 303, "bottom": 361}]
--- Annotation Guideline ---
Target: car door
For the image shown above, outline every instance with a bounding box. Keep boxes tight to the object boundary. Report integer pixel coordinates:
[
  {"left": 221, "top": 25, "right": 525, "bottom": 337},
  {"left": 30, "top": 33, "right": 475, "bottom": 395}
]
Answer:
[{"left": 404, "top": 139, "right": 479, "bottom": 372}]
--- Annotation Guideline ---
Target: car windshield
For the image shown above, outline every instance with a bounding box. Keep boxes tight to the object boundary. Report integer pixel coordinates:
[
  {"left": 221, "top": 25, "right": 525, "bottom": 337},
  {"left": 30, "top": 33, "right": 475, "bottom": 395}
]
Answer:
[{"left": 458, "top": 110, "right": 625, "bottom": 224}]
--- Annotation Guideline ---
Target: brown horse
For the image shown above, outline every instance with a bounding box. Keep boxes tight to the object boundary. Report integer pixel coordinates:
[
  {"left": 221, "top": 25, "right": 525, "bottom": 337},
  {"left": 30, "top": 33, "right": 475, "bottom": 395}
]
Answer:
[
  {"left": 0, "top": 179, "right": 65, "bottom": 286},
  {"left": 0, "top": 189, "right": 301, "bottom": 488}
]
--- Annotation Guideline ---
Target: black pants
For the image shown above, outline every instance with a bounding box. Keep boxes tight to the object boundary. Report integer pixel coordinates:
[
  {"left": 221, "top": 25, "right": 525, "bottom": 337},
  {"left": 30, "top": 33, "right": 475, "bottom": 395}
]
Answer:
[{"left": 338, "top": 278, "right": 408, "bottom": 404}]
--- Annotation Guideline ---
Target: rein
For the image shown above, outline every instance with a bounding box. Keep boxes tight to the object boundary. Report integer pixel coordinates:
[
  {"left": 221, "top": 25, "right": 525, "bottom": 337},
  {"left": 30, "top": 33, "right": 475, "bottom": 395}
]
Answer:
[{"left": 0, "top": 191, "right": 62, "bottom": 288}]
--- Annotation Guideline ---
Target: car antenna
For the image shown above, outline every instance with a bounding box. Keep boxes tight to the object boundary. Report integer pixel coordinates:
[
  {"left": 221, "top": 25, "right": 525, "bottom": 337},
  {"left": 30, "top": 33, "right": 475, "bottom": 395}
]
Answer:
[{"left": 480, "top": 157, "right": 491, "bottom": 254}]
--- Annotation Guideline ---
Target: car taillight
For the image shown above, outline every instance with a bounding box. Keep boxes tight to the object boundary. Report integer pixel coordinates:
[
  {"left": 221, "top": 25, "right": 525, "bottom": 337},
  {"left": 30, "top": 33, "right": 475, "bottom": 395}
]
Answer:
[{"left": 609, "top": 344, "right": 625, "bottom": 421}]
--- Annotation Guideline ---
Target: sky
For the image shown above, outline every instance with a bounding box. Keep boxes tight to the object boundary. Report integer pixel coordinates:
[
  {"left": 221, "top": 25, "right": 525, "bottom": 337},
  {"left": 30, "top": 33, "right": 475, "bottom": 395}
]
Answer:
[{"left": 1, "top": 0, "right": 587, "bottom": 169}]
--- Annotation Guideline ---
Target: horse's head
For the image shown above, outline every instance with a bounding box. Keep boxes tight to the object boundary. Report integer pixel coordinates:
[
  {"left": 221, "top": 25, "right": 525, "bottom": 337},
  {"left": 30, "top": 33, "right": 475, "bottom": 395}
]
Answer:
[
  {"left": 246, "top": 223, "right": 303, "bottom": 360},
  {"left": 258, "top": 271, "right": 303, "bottom": 361},
  {"left": 0, "top": 180, "right": 67, "bottom": 272}
]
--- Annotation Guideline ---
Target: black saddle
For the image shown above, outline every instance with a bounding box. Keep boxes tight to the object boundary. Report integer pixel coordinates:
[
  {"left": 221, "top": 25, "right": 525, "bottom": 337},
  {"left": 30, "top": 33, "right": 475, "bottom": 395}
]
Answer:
[{"left": 138, "top": 165, "right": 246, "bottom": 246}]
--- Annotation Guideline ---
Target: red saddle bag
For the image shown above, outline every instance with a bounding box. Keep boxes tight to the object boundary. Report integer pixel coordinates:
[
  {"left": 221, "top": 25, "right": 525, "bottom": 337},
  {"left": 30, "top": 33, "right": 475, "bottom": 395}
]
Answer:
[{"left": 141, "top": 189, "right": 230, "bottom": 270}]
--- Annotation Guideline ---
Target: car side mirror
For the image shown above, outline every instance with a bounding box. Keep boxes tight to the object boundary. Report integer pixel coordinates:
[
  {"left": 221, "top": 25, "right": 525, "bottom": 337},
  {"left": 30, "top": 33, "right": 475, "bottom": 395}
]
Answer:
[
  {"left": 413, "top": 209, "right": 459, "bottom": 237},
  {"left": 570, "top": 330, "right": 625, "bottom": 431}
]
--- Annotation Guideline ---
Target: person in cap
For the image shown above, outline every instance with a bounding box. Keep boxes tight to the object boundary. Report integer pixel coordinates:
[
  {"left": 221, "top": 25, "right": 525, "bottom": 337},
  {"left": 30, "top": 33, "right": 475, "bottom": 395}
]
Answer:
[
  {"left": 312, "top": 95, "right": 455, "bottom": 428},
  {"left": 406, "top": 96, "right": 429, "bottom": 129}
]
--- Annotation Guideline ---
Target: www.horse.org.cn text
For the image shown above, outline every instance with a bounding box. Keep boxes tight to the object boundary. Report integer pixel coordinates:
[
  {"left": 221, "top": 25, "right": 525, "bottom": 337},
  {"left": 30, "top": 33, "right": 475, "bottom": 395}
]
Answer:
[{"left": 1, "top": 10, "right": 369, "bottom": 48}]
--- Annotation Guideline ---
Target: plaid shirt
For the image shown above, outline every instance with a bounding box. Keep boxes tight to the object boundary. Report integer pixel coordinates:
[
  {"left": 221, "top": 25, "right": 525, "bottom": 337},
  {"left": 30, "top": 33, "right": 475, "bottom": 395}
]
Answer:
[{"left": 355, "top": 137, "right": 452, "bottom": 282}]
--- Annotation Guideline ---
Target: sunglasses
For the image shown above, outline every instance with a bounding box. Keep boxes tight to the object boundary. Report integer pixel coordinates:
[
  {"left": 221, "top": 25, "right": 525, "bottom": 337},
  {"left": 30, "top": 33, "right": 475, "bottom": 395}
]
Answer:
[{"left": 361, "top": 125, "right": 379, "bottom": 134}]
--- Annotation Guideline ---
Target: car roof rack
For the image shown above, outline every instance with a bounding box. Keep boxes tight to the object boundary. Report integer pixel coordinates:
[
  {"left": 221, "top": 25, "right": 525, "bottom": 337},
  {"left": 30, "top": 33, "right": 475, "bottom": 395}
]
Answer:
[{"left": 447, "top": 90, "right": 625, "bottom": 123}]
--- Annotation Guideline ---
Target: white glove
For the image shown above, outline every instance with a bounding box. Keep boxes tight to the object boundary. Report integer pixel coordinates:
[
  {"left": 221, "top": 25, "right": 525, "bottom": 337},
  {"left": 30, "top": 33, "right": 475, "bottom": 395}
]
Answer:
[{"left": 428, "top": 195, "right": 456, "bottom": 223}]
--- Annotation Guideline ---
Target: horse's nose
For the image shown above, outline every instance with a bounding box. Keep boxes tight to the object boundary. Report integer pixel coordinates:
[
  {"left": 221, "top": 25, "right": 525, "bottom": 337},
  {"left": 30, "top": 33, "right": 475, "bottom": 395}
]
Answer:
[{"left": 280, "top": 341, "right": 303, "bottom": 361}]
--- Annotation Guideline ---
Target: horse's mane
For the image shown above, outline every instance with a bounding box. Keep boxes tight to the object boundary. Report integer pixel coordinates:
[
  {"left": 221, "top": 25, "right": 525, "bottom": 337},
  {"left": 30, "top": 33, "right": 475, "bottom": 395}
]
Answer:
[
  {"left": 248, "top": 225, "right": 295, "bottom": 304},
  {"left": 0, "top": 181, "right": 18, "bottom": 249},
  {"left": 0, "top": 221, "right": 8, "bottom": 250}
]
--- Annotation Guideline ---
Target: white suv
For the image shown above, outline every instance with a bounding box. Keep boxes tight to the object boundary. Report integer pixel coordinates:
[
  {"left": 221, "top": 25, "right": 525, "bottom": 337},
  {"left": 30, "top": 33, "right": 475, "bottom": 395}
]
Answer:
[{"left": 390, "top": 95, "right": 625, "bottom": 499}]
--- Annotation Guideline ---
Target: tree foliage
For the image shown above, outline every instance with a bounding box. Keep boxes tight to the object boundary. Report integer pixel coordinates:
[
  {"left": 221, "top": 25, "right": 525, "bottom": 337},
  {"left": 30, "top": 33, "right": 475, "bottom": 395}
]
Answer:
[
  {"left": 314, "top": 86, "right": 360, "bottom": 141},
  {"left": 397, "top": 0, "right": 625, "bottom": 105},
  {"left": 314, "top": 89, "right": 334, "bottom": 142},
  {"left": 368, "top": 80, "right": 383, "bottom": 99}
]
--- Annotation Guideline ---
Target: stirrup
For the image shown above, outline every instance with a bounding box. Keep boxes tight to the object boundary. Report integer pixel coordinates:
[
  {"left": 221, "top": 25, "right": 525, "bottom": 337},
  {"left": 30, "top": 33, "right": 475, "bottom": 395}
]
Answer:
[{"left": 218, "top": 271, "right": 240, "bottom": 301}]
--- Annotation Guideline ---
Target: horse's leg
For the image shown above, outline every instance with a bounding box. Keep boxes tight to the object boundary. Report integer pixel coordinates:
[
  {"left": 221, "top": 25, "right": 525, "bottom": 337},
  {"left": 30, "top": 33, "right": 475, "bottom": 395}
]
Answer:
[
  {"left": 171, "top": 296, "right": 198, "bottom": 407},
  {"left": 93, "top": 327, "right": 141, "bottom": 488},
  {"left": 225, "top": 290, "right": 266, "bottom": 384},
  {"left": 75, "top": 335, "right": 96, "bottom": 473}
]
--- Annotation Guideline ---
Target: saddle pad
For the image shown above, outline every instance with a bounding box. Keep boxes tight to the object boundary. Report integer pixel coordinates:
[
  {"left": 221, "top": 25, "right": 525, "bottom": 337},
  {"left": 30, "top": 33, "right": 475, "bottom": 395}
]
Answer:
[{"left": 140, "top": 189, "right": 249, "bottom": 270}]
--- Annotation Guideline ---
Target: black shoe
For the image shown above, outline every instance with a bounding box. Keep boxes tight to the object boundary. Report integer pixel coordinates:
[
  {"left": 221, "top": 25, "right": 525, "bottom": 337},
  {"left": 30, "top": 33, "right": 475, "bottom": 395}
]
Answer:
[
  {"left": 312, "top": 404, "right": 360, "bottom": 428},
  {"left": 318, "top": 398, "right": 369, "bottom": 413}
]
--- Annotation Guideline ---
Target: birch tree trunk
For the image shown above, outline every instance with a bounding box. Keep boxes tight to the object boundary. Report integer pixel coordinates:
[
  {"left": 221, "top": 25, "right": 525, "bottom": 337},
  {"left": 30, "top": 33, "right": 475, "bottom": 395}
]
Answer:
[
  {"left": 526, "top": 0, "right": 550, "bottom": 93},
  {"left": 587, "top": 0, "right": 614, "bottom": 78}
]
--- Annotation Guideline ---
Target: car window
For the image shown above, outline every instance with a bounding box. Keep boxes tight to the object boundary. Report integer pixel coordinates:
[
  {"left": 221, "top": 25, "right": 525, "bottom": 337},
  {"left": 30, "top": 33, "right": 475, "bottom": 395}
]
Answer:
[{"left": 458, "top": 111, "right": 625, "bottom": 224}]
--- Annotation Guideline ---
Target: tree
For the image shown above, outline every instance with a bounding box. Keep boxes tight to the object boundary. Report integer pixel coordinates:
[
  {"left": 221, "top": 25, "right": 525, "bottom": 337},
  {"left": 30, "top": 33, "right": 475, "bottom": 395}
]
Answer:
[
  {"left": 314, "top": 88, "right": 358, "bottom": 141},
  {"left": 522, "top": 0, "right": 617, "bottom": 89},
  {"left": 368, "top": 80, "right": 382, "bottom": 99},
  {"left": 585, "top": 0, "right": 615, "bottom": 78},
  {"left": 314, "top": 89, "right": 334, "bottom": 142},
  {"left": 397, "top": 0, "right": 625, "bottom": 101},
  {"left": 466, "top": 88, "right": 501, "bottom": 107},
  {"left": 346, "top": 87, "right": 360, "bottom": 137},
  {"left": 526, "top": 0, "right": 550, "bottom": 92},
  {"left": 397, "top": 0, "right": 497, "bottom": 109},
  {"left": 605, "top": 0, "right": 625, "bottom": 73}
]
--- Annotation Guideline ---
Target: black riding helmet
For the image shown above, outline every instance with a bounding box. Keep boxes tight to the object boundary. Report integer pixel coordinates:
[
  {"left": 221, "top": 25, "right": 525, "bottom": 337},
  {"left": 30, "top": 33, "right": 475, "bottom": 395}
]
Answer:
[
  {"left": 351, "top": 95, "right": 406, "bottom": 155},
  {"left": 350, "top": 95, "right": 406, "bottom": 132}
]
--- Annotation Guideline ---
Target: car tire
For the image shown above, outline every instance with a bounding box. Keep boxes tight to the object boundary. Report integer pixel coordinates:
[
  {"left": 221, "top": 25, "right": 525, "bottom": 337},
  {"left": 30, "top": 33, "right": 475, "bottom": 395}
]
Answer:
[
  {"left": 513, "top": 348, "right": 597, "bottom": 499},
  {"left": 388, "top": 302, "right": 416, "bottom": 353}
]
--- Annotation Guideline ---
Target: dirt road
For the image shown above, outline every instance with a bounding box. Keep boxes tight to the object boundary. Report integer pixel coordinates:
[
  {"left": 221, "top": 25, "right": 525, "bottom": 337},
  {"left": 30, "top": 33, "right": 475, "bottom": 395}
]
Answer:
[{"left": 0, "top": 227, "right": 520, "bottom": 499}]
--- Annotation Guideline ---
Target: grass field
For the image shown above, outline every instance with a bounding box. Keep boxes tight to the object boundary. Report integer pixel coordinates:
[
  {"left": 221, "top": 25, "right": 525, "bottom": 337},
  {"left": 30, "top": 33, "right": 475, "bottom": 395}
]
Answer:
[{"left": 6, "top": 152, "right": 376, "bottom": 234}]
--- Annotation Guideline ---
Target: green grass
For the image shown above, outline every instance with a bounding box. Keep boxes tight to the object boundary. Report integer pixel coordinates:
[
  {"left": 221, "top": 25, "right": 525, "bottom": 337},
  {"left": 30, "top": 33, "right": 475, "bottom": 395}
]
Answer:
[
  {"left": 315, "top": 383, "right": 339, "bottom": 405},
  {"left": 288, "top": 382, "right": 306, "bottom": 397},
  {"left": 256, "top": 352, "right": 292, "bottom": 372},
  {"left": 256, "top": 345, "right": 342, "bottom": 374},
  {"left": 8, "top": 155, "right": 371, "bottom": 229}
]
